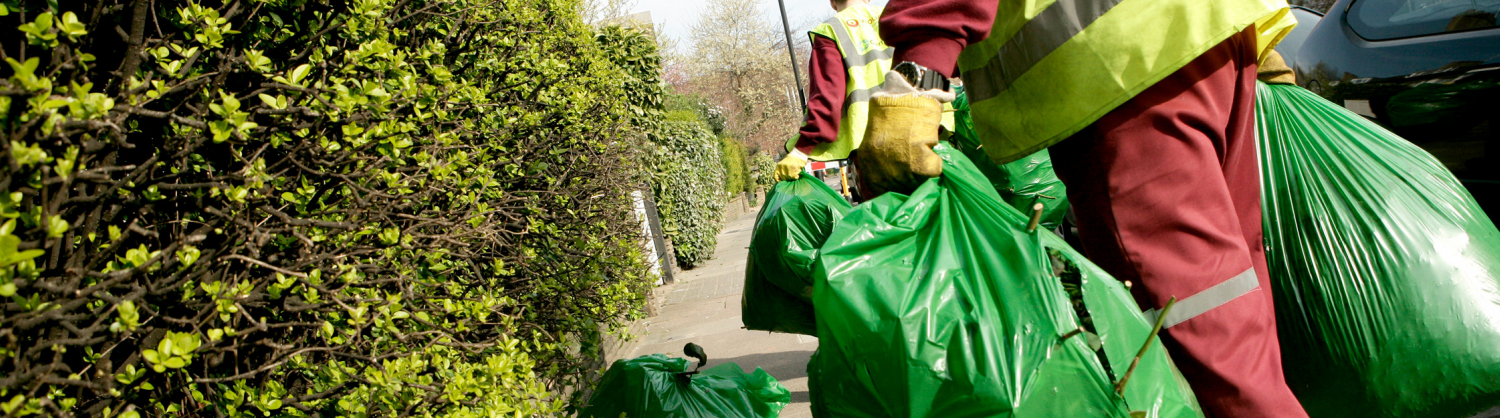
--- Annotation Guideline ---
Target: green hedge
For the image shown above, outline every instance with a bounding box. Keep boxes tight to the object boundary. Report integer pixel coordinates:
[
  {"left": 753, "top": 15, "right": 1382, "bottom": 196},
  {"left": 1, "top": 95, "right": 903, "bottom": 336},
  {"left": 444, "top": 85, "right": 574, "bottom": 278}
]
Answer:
[
  {"left": 0, "top": 0, "right": 658, "bottom": 416},
  {"left": 751, "top": 152, "right": 777, "bottom": 190},
  {"left": 665, "top": 92, "right": 724, "bottom": 136},
  {"left": 649, "top": 111, "right": 726, "bottom": 268},
  {"left": 719, "top": 137, "right": 749, "bottom": 196}
]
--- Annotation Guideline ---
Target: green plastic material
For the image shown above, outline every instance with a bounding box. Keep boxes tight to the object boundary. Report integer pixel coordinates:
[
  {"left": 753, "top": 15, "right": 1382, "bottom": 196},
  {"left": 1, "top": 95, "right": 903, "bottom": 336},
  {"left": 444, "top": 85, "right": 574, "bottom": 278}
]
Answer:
[
  {"left": 742, "top": 174, "right": 852, "bottom": 336},
  {"left": 953, "top": 88, "right": 1070, "bottom": 230},
  {"left": 808, "top": 144, "right": 1203, "bottom": 418},
  {"left": 579, "top": 354, "right": 792, "bottom": 418},
  {"left": 1256, "top": 82, "right": 1500, "bottom": 418}
]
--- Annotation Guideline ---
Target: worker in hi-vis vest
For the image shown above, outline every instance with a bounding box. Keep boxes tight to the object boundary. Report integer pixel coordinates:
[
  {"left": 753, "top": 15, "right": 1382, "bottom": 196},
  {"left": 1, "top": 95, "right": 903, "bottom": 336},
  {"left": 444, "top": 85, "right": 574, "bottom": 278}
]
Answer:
[
  {"left": 773, "top": 0, "right": 893, "bottom": 182},
  {"left": 857, "top": 0, "right": 1309, "bottom": 416}
]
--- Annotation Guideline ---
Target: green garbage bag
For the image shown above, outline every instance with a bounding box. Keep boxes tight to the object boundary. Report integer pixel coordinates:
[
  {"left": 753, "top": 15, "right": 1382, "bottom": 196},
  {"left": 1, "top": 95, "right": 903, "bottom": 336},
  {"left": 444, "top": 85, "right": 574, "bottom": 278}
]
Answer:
[
  {"left": 742, "top": 174, "right": 852, "bottom": 335},
  {"left": 580, "top": 354, "right": 791, "bottom": 418},
  {"left": 808, "top": 143, "right": 1203, "bottom": 418},
  {"left": 952, "top": 88, "right": 1069, "bottom": 230},
  {"left": 1256, "top": 82, "right": 1500, "bottom": 417}
]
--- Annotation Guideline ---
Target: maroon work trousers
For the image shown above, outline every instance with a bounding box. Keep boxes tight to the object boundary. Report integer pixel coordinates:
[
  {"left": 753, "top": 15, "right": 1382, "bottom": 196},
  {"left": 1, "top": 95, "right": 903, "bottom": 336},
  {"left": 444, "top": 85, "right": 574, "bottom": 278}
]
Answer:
[{"left": 1050, "top": 28, "right": 1309, "bottom": 418}]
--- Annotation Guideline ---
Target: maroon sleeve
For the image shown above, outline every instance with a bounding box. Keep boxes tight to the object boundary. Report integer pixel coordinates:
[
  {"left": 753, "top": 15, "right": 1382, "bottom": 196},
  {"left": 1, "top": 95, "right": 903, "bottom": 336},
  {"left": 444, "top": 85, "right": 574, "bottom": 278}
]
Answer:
[
  {"left": 794, "top": 35, "right": 847, "bottom": 154},
  {"left": 879, "top": 0, "right": 998, "bottom": 77}
]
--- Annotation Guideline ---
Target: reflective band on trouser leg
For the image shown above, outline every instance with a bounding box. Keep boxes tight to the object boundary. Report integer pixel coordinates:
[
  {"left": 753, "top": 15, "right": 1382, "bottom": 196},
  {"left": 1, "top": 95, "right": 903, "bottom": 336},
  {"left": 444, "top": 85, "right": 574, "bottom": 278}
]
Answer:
[{"left": 1146, "top": 268, "right": 1260, "bottom": 328}]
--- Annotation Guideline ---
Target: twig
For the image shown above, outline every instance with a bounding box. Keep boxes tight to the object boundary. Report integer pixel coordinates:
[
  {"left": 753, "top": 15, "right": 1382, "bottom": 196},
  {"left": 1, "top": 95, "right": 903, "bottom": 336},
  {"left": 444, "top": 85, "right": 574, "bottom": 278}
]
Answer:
[
  {"left": 1025, "top": 203, "right": 1045, "bottom": 233},
  {"left": 1059, "top": 327, "right": 1085, "bottom": 341},
  {"left": 1115, "top": 297, "right": 1176, "bottom": 395},
  {"left": 221, "top": 254, "right": 308, "bottom": 278}
]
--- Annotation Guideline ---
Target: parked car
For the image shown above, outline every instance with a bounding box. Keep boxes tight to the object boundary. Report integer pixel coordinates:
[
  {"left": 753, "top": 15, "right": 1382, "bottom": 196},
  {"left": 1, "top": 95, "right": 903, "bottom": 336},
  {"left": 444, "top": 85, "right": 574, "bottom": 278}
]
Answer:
[
  {"left": 1276, "top": 0, "right": 1500, "bottom": 211},
  {"left": 1277, "top": 6, "right": 1327, "bottom": 70}
]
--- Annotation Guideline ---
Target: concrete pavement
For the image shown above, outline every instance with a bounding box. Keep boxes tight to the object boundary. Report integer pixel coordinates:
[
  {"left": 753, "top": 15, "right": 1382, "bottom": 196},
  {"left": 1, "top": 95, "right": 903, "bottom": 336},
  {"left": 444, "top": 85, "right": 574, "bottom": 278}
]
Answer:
[{"left": 624, "top": 212, "right": 818, "bottom": 417}]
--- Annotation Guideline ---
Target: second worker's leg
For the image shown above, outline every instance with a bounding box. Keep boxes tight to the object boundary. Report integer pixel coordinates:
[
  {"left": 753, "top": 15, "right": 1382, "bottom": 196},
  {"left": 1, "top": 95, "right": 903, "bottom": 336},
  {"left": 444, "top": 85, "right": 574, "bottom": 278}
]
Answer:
[{"left": 1050, "top": 27, "right": 1308, "bottom": 418}]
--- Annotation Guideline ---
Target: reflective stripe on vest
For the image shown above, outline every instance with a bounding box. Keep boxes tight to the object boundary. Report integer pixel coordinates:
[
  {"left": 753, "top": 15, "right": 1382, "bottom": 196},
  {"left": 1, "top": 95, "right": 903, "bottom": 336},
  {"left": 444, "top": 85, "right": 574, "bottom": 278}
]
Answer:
[
  {"left": 964, "top": 0, "right": 1125, "bottom": 103},
  {"left": 956, "top": 0, "right": 1295, "bottom": 165},
  {"left": 827, "top": 14, "right": 893, "bottom": 72},
  {"left": 825, "top": 14, "right": 891, "bottom": 107},
  {"left": 787, "top": 5, "right": 893, "bottom": 162}
]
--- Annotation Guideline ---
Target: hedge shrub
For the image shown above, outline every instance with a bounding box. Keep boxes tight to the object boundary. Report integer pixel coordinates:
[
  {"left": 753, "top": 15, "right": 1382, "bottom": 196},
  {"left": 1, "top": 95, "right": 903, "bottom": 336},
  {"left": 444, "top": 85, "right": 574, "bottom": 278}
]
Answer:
[
  {"left": 750, "top": 152, "right": 776, "bottom": 191},
  {"left": 0, "top": 0, "right": 658, "bottom": 416},
  {"left": 598, "top": 25, "right": 664, "bottom": 135},
  {"left": 719, "top": 136, "right": 748, "bottom": 196},
  {"left": 648, "top": 111, "right": 725, "bottom": 268},
  {"left": 664, "top": 92, "right": 723, "bottom": 137}
]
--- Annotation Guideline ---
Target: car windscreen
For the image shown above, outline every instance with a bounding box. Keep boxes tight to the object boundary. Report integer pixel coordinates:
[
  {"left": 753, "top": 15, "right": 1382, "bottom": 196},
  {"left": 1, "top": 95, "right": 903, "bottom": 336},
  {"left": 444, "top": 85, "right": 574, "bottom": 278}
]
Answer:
[{"left": 1350, "top": 0, "right": 1499, "bottom": 39}]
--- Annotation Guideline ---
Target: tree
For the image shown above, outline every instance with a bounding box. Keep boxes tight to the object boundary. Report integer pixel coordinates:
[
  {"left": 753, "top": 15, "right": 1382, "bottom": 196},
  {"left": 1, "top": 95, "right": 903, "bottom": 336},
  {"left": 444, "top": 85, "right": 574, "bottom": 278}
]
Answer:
[
  {"left": 582, "top": 0, "right": 640, "bottom": 24},
  {"left": 682, "top": 0, "right": 804, "bottom": 153}
]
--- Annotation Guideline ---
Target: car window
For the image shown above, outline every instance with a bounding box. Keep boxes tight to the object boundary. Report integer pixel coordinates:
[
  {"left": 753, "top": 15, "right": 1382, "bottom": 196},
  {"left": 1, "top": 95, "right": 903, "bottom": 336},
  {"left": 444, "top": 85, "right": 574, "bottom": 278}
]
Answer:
[{"left": 1350, "top": 0, "right": 1500, "bottom": 39}]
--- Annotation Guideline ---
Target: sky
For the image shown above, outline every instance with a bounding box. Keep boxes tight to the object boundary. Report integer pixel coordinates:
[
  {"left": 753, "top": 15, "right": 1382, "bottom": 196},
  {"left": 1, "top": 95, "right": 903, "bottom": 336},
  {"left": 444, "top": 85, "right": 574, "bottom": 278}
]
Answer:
[{"left": 630, "top": 0, "right": 889, "bottom": 53}]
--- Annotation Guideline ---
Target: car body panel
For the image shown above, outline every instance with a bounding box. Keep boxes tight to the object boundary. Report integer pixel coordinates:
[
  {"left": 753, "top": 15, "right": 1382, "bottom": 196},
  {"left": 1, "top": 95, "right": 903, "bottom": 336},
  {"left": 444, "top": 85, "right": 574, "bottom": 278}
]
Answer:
[
  {"left": 1278, "top": 7, "right": 1326, "bottom": 69},
  {"left": 1289, "top": 0, "right": 1500, "bottom": 211}
]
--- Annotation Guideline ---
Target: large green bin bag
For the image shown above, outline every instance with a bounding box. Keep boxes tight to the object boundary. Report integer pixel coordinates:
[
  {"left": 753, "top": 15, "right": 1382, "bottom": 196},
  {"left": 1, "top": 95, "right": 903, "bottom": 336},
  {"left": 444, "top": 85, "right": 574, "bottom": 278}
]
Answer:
[
  {"left": 1256, "top": 82, "right": 1500, "bottom": 417},
  {"left": 952, "top": 88, "right": 1069, "bottom": 230},
  {"left": 808, "top": 144, "right": 1203, "bottom": 418},
  {"left": 579, "top": 354, "right": 791, "bottom": 418},
  {"left": 742, "top": 174, "right": 852, "bottom": 335}
]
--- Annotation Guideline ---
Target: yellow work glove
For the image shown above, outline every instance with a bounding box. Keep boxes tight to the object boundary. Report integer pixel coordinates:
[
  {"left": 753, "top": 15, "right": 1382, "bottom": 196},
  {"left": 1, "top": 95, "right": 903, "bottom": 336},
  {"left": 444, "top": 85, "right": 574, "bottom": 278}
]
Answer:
[
  {"left": 775, "top": 150, "right": 809, "bottom": 182},
  {"left": 1258, "top": 50, "right": 1296, "bottom": 85},
  {"left": 855, "top": 71, "right": 954, "bottom": 197}
]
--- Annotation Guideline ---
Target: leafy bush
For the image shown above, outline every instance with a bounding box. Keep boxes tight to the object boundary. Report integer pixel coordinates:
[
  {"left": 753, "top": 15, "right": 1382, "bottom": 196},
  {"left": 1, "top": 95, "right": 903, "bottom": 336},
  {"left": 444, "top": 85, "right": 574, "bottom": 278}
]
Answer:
[
  {"left": 648, "top": 111, "right": 726, "bottom": 268},
  {"left": 751, "top": 152, "right": 777, "bottom": 190},
  {"left": 719, "top": 137, "right": 749, "bottom": 196},
  {"left": 599, "top": 25, "right": 665, "bottom": 134},
  {"left": 665, "top": 92, "right": 724, "bottom": 136},
  {"left": 0, "top": 0, "right": 658, "bottom": 416}
]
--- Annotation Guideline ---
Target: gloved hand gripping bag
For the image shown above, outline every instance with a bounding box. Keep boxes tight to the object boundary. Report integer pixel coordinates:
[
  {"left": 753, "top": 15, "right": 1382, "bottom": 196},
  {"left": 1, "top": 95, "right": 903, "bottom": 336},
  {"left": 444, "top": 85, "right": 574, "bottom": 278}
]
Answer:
[
  {"left": 807, "top": 144, "right": 1203, "bottom": 418},
  {"left": 742, "top": 174, "right": 852, "bottom": 336},
  {"left": 1256, "top": 82, "right": 1500, "bottom": 418},
  {"left": 579, "top": 354, "right": 792, "bottom": 418}
]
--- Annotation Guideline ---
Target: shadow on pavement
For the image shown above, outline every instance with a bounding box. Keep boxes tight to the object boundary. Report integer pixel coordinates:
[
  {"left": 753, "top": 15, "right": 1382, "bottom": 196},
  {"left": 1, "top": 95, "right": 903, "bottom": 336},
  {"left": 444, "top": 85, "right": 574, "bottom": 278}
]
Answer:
[
  {"left": 714, "top": 349, "right": 814, "bottom": 383},
  {"left": 789, "top": 390, "right": 810, "bottom": 405}
]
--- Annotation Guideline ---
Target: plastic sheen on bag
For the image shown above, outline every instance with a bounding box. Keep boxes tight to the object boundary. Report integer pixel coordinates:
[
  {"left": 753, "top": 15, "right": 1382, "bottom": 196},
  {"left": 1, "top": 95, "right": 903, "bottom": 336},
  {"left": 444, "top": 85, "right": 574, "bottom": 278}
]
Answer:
[
  {"left": 742, "top": 174, "right": 852, "bottom": 336},
  {"left": 953, "top": 88, "right": 1070, "bottom": 230},
  {"left": 808, "top": 144, "right": 1202, "bottom": 418},
  {"left": 579, "top": 354, "right": 791, "bottom": 418},
  {"left": 1256, "top": 82, "right": 1500, "bottom": 418}
]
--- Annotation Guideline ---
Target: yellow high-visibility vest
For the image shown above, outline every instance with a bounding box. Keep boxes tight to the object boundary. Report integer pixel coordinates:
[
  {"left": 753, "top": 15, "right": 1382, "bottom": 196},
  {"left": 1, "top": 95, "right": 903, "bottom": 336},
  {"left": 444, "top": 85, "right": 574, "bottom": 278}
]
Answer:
[
  {"left": 960, "top": 0, "right": 1296, "bottom": 164},
  {"left": 789, "top": 4, "right": 892, "bottom": 162}
]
